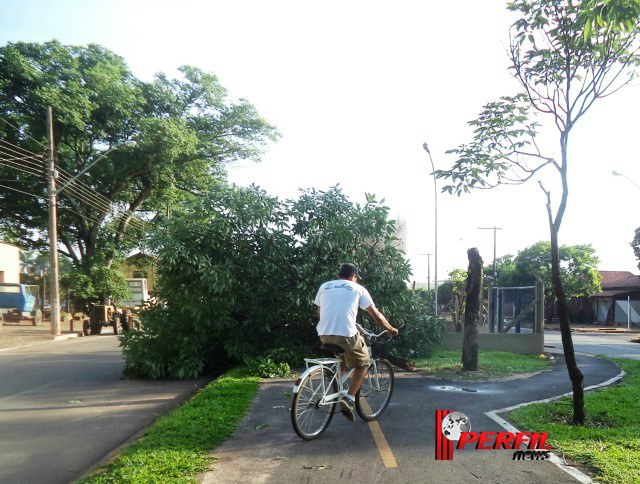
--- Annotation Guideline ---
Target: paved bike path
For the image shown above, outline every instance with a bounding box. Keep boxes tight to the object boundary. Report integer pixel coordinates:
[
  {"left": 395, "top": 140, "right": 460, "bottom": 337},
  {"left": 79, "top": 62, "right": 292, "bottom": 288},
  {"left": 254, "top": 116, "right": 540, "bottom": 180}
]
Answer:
[{"left": 201, "top": 354, "right": 620, "bottom": 484}]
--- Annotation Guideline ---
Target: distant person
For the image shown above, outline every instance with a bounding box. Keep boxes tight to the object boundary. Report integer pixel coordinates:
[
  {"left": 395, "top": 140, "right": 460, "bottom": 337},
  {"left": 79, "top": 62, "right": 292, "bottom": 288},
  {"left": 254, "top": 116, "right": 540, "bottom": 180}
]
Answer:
[
  {"left": 314, "top": 263, "right": 397, "bottom": 421},
  {"left": 120, "top": 308, "right": 131, "bottom": 332}
]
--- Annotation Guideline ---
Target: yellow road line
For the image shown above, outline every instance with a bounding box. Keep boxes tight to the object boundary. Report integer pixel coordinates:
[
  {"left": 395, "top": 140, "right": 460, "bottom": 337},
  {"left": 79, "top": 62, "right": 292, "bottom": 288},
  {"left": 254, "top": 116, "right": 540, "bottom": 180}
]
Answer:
[{"left": 360, "top": 398, "right": 398, "bottom": 468}]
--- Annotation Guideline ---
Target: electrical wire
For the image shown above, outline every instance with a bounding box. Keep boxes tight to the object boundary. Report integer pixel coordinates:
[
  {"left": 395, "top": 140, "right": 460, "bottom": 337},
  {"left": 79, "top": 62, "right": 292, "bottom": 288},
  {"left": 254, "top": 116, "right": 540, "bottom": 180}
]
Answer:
[
  {"left": 0, "top": 159, "right": 42, "bottom": 177},
  {"left": 62, "top": 206, "right": 138, "bottom": 243},
  {"left": 0, "top": 183, "right": 45, "bottom": 199},
  {"left": 0, "top": 138, "right": 146, "bottom": 231},
  {"left": 0, "top": 184, "right": 139, "bottom": 243},
  {"left": 0, "top": 142, "right": 145, "bottom": 231},
  {"left": 0, "top": 117, "right": 48, "bottom": 150}
]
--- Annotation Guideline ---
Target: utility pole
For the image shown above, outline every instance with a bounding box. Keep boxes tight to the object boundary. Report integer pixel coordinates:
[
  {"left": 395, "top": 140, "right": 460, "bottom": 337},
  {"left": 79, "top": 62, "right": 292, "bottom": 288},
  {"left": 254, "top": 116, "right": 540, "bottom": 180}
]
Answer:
[
  {"left": 423, "top": 142, "right": 439, "bottom": 316},
  {"left": 427, "top": 253, "right": 431, "bottom": 291},
  {"left": 478, "top": 226, "right": 502, "bottom": 282},
  {"left": 46, "top": 107, "right": 61, "bottom": 336},
  {"left": 417, "top": 253, "right": 433, "bottom": 290}
]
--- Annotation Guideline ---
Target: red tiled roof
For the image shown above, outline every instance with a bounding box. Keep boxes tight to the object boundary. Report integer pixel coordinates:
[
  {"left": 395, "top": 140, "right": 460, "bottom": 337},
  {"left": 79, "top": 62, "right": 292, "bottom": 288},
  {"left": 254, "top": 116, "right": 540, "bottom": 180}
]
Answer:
[{"left": 599, "top": 271, "right": 636, "bottom": 287}]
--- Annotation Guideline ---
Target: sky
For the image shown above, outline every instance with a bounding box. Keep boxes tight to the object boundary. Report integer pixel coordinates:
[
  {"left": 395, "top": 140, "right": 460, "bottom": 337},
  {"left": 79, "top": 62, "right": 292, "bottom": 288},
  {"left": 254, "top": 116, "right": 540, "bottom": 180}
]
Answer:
[{"left": 1, "top": 0, "right": 639, "bottom": 284}]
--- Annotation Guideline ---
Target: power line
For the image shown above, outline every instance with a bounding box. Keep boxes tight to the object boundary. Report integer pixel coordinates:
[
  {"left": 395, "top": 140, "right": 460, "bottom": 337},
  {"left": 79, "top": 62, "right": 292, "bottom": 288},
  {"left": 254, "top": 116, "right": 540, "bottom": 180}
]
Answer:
[
  {"left": 0, "top": 142, "right": 145, "bottom": 230},
  {"left": 63, "top": 206, "right": 138, "bottom": 243},
  {"left": 0, "top": 183, "right": 45, "bottom": 199},
  {"left": 0, "top": 116, "right": 48, "bottom": 150},
  {"left": 0, "top": 138, "right": 146, "bottom": 231},
  {"left": 0, "top": 138, "right": 45, "bottom": 163},
  {"left": 0, "top": 161, "right": 145, "bottom": 234},
  {"left": 0, "top": 159, "right": 42, "bottom": 177},
  {"left": 0, "top": 183, "right": 138, "bottom": 244},
  {"left": 0, "top": 139, "right": 119, "bottom": 212}
]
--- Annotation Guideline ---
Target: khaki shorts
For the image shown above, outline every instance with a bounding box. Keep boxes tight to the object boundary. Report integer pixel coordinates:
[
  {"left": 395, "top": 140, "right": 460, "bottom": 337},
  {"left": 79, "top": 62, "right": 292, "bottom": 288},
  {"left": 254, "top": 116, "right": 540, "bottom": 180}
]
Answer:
[{"left": 320, "top": 333, "right": 371, "bottom": 369}]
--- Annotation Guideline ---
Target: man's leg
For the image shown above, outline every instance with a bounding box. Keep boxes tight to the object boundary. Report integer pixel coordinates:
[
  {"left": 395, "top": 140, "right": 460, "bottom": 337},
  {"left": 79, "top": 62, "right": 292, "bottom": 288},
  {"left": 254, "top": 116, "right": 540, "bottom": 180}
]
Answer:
[{"left": 348, "top": 366, "right": 368, "bottom": 397}]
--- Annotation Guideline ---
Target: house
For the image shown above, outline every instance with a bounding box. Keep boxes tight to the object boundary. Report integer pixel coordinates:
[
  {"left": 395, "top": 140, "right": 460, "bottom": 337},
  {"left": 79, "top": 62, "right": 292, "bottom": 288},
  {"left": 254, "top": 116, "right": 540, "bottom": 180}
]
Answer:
[
  {"left": 592, "top": 271, "right": 640, "bottom": 325},
  {"left": 117, "top": 253, "right": 157, "bottom": 294},
  {"left": 0, "top": 241, "right": 20, "bottom": 283}
]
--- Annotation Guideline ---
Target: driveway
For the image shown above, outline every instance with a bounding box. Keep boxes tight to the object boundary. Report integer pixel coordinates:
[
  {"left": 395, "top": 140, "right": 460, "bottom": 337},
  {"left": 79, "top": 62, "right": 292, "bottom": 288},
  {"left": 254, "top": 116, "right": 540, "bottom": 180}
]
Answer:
[
  {"left": 201, "top": 353, "right": 620, "bottom": 484},
  {"left": 0, "top": 335, "right": 208, "bottom": 484}
]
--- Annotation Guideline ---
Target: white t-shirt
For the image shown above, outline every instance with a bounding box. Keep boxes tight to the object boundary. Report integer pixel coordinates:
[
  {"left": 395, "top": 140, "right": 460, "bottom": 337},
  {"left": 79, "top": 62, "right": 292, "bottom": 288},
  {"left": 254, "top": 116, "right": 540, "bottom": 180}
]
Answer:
[{"left": 314, "top": 279, "right": 374, "bottom": 337}]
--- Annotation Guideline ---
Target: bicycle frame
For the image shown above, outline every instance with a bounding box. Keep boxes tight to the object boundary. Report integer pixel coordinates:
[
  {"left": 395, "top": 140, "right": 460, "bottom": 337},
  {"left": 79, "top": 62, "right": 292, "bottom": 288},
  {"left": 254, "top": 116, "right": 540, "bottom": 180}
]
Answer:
[{"left": 292, "top": 339, "right": 382, "bottom": 406}]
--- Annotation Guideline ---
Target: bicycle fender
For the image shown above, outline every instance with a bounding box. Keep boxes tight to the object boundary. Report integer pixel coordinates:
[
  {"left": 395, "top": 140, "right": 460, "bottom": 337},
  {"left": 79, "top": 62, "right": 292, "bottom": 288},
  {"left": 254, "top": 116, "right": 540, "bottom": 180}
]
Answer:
[{"left": 292, "top": 365, "right": 333, "bottom": 394}]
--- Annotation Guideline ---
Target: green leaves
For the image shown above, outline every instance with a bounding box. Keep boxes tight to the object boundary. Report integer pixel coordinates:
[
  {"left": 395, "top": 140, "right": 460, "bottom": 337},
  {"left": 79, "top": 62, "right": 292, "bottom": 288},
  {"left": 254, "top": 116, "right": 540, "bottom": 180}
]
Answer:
[
  {"left": 121, "top": 184, "right": 442, "bottom": 379},
  {"left": 436, "top": 93, "right": 547, "bottom": 195},
  {"left": 0, "top": 41, "right": 277, "bottom": 269},
  {"left": 494, "top": 241, "right": 601, "bottom": 302}
]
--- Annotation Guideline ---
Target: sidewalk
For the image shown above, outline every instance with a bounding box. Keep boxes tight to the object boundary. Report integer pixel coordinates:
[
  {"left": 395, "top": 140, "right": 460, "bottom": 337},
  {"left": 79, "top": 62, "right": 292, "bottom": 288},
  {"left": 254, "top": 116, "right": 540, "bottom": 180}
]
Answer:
[
  {"left": 545, "top": 321, "right": 640, "bottom": 333},
  {"left": 0, "top": 318, "right": 85, "bottom": 350},
  {"left": 200, "top": 353, "right": 621, "bottom": 484}
]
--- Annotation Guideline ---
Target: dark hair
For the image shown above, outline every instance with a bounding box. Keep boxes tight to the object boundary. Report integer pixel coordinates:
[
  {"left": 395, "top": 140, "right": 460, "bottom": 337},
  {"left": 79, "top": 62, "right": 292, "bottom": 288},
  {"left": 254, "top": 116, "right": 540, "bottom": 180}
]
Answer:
[{"left": 338, "top": 263, "right": 358, "bottom": 278}]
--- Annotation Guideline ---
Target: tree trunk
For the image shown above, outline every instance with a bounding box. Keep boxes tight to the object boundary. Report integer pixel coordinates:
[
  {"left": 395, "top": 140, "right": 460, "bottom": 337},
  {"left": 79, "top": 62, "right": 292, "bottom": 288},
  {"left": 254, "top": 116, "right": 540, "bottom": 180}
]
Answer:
[
  {"left": 540, "top": 131, "right": 585, "bottom": 425},
  {"left": 550, "top": 226, "right": 585, "bottom": 424},
  {"left": 462, "top": 248, "right": 483, "bottom": 371}
]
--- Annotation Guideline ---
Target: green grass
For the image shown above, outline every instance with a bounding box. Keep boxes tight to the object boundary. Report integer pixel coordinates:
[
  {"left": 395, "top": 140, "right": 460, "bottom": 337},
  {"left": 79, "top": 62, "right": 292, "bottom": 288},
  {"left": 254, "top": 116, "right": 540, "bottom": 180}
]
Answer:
[
  {"left": 509, "top": 358, "right": 639, "bottom": 484},
  {"left": 79, "top": 368, "right": 260, "bottom": 483},
  {"left": 412, "top": 349, "right": 553, "bottom": 380}
]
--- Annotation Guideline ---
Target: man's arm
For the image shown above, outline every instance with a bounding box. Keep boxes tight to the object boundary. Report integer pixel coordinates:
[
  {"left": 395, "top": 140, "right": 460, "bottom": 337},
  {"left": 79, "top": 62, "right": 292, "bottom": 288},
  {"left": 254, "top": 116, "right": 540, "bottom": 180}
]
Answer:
[{"left": 365, "top": 305, "right": 398, "bottom": 335}]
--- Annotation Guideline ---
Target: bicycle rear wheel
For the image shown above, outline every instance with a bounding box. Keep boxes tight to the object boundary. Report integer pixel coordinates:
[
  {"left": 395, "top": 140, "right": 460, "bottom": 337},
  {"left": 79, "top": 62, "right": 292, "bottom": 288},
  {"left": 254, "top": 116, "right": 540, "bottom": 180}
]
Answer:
[
  {"left": 291, "top": 366, "right": 338, "bottom": 440},
  {"left": 355, "top": 358, "right": 394, "bottom": 421}
]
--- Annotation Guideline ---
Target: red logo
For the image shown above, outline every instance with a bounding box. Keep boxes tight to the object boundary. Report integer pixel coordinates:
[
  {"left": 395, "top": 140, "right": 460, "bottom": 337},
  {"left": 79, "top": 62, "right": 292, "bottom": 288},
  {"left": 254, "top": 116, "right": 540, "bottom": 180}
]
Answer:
[
  {"left": 435, "top": 409, "right": 455, "bottom": 460},
  {"left": 435, "top": 410, "right": 552, "bottom": 461}
]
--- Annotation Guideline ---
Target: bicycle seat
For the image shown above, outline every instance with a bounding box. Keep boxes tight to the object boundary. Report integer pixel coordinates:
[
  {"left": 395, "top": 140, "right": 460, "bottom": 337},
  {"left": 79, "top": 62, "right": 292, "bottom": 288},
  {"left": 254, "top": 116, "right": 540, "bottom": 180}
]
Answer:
[{"left": 320, "top": 344, "right": 344, "bottom": 355}]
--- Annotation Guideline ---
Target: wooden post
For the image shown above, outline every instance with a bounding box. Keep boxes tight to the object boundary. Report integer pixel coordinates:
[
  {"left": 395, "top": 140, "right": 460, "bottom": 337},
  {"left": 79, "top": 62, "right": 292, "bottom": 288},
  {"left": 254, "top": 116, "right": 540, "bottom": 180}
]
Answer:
[
  {"left": 46, "top": 106, "right": 61, "bottom": 336},
  {"left": 462, "top": 248, "right": 483, "bottom": 371}
]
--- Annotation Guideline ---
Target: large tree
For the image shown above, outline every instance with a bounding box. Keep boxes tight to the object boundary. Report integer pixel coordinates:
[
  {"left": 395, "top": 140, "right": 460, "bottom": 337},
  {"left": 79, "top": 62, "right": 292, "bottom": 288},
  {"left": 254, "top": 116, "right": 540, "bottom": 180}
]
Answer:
[
  {"left": 435, "top": 0, "right": 640, "bottom": 424},
  {"left": 0, "top": 41, "right": 277, "bottom": 268}
]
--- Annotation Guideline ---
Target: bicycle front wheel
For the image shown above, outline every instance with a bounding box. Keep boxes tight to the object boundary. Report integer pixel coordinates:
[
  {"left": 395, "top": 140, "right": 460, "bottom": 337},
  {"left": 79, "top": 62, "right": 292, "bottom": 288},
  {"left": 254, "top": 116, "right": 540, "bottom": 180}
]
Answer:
[
  {"left": 291, "top": 367, "right": 338, "bottom": 440},
  {"left": 355, "top": 358, "right": 394, "bottom": 421}
]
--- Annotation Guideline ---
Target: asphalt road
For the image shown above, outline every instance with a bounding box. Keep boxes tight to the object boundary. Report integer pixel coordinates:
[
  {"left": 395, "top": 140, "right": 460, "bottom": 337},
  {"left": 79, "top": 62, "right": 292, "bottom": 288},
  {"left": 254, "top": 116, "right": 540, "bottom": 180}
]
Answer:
[
  {"left": 0, "top": 335, "right": 207, "bottom": 484},
  {"left": 545, "top": 330, "right": 640, "bottom": 359},
  {"left": 202, "top": 353, "right": 620, "bottom": 484}
]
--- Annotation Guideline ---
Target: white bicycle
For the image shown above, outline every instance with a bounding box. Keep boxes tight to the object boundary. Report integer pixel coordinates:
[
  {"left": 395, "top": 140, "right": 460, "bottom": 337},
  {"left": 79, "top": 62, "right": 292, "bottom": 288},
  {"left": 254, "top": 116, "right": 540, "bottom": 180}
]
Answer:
[{"left": 290, "top": 323, "right": 395, "bottom": 440}]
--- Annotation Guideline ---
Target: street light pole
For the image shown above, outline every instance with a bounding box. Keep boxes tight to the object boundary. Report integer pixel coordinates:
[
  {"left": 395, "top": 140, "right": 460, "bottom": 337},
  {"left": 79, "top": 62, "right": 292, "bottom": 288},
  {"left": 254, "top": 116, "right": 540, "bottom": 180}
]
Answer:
[
  {"left": 479, "top": 226, "right": 503, "bottom": 282},
  {"left": 46, "top": 107, "right": 61, "bottom": 336},
  {"left": 423, "top": 142, "right": 438, "bottom": 316},
  {"left": 55, "top": 141, "right": 136, "bottom": 195},
  {"left": 418, "top": 253, "right": 433, "bottom": 290},
  {"left": 612, "top": 170, "right": 640, "bottom": 192}
]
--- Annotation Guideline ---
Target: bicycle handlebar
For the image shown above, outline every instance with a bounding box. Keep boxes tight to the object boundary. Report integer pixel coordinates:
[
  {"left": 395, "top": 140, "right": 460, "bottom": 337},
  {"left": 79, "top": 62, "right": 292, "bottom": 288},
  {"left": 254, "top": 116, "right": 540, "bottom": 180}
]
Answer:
[{"left": 356, "top": 323, "right": 404, "bottom": 342}]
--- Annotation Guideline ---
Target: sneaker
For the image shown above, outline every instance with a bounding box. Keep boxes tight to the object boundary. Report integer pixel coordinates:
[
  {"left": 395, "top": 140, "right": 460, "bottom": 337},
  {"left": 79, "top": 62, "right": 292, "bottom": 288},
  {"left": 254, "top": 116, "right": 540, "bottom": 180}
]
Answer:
[{"left": 340, "top": 395, "right": 356, "bottom": 422}]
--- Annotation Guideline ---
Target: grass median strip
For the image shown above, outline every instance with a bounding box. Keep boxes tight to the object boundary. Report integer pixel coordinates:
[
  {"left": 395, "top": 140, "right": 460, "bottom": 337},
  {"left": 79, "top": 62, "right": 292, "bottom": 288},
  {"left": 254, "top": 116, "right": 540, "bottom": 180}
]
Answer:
[
  {"left": 79, "top": 368, "right": 260, "bottom": 484},
  {"left": 509, "top": 358, "right": 639, "bottom": 484},
  {"left": 412, "top": 349, "right": 552, "bottom": 380}
]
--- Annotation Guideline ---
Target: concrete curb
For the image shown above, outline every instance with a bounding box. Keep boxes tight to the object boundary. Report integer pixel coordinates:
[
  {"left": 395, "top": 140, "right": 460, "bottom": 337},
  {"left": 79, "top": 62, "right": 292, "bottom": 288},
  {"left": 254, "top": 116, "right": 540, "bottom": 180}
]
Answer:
[
  {"left": 53, "top": 333, "right": 81, "bottom": 342},
  {"left": 0, "top": 332, "right": 83, "bottom": 353},
  {"left": 485, "top": 366, "right": 626, "bottom": 484}
]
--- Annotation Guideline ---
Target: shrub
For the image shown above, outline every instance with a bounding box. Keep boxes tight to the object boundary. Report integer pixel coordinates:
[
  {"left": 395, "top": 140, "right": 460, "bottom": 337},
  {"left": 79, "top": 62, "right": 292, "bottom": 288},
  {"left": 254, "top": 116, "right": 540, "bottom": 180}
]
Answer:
[
  {"left": 121, "top": 184, "right": 443, "bottom": 378},
  {"left": 244, "top": 356, "right": 291, "bottom": 378}
]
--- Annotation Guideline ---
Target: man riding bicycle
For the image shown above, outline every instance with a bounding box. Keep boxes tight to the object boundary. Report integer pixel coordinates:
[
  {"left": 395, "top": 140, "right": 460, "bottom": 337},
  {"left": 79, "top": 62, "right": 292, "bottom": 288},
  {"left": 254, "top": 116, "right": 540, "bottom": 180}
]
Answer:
[{"left": 314, "top": 263, "right": 398, "bottom": 422}]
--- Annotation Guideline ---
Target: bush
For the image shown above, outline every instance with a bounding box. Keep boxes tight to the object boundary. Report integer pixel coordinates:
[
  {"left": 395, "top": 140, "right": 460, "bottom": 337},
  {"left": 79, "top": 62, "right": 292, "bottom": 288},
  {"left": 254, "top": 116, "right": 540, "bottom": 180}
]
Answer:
[
  {"left": 244, "top": 356, "right": 291, "bottom": 378},
  {"left": 121, "top": 184, "right": 443, "bottom": 378}
]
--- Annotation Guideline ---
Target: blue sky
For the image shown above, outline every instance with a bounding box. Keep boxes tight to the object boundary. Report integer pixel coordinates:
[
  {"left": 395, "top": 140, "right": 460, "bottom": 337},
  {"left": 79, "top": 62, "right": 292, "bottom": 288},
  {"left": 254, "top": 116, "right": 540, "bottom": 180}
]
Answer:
[{"left": 2, "top": 0, "right": 639, "bottom": 282}]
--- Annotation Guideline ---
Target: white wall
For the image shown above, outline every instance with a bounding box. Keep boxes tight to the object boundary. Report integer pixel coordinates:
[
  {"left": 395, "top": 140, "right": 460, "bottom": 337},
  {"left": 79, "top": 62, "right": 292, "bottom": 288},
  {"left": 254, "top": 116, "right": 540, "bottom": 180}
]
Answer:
[
  {"left": 614, "top": 300, "right": 640, "bottom": 324},
  {"left": 0, "top": 242, "right": 20, "bottom": 283}
]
